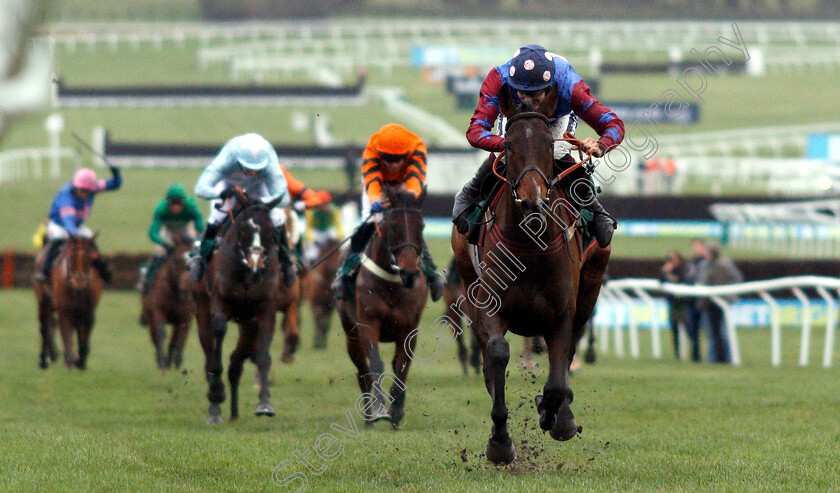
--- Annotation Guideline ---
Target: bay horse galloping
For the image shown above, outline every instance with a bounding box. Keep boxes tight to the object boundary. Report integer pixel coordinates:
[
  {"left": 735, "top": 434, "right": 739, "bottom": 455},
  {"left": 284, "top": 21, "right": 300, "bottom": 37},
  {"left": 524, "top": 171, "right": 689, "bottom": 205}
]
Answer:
[
  {"left": 337, "top": 188, "right": 427, "bottom": 429},
  {"left": 305, "top": 237, "right": 341, "bottom": 349},
  {"left": 141, "top": 234, "right": 194, "bottom": 370},
  {"left": 192, "top": 189, "right": 284, "bottom": 424},
  {"left": 452, "top": 85, "right": 611, "bottom": 464},
  {"left": 34, "top": 236, "right": 105, "bottom": 370},
  {"left": 275, "top": 211, "right": 301, "bottom": 364}
]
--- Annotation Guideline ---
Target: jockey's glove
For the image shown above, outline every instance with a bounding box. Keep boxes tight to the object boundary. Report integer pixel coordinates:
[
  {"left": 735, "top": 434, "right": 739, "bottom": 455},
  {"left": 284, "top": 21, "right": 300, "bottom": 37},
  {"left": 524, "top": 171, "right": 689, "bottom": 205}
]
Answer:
[{"left": 371, "top": 201, "right": 386, "bottom": 213}]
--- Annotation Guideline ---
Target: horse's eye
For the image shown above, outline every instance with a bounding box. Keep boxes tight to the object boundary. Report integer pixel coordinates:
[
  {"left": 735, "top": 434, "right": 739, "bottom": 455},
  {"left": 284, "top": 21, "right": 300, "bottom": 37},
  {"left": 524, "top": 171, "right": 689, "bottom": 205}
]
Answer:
[{"left": 504, "top": 142, "right": 512, "bottom": 152}]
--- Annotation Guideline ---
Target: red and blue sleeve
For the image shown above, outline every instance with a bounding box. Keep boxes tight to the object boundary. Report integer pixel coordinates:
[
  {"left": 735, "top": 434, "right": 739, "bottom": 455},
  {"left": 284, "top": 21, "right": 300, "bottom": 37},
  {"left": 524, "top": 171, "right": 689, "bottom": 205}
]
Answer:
[
  {"left": 55, "top": 191, "right": 79, "bottom": 235},
  {"left": 466, "top": 68, "right": 505, "bottom": 153},
  {"left": 571, "top": 80, "right": 625, "bottom": 151}
]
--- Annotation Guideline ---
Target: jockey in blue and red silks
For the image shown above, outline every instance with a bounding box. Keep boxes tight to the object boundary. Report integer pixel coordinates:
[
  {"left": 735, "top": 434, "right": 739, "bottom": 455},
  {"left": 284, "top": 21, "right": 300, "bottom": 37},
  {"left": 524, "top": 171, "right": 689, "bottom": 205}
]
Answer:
[
  {"left": 453, "top": 44, "right": 626, "bottom": 248},
  {"left": 35, "top": 165, "right": 123, "bottom": 283}
]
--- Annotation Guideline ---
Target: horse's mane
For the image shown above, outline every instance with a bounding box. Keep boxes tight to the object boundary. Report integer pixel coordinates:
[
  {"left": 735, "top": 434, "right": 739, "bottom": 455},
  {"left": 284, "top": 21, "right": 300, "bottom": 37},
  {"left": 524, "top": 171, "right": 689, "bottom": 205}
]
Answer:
[{"left": 518, "top": 100, "right": 537, "bottom": 113}]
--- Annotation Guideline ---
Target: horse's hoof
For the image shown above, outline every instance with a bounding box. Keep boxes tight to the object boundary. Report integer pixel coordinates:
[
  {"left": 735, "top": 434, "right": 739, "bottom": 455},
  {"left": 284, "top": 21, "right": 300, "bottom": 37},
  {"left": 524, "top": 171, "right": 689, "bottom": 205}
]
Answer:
[
  {"left": 535, "top": 395, "right": 555, "bottom": 431},
  {"left": 486, "top": 437, "right": 516, "bottom": 465},
  {"left": 550, "top": 404, "right": 581, "bottom": 441},
  {"left": 281, "top": 354, "right": 294, "bottom": 364},
  {"left": 584, "top": 347, "right": 597, "bottom": 364},
  {"left": 38, "top": 357, "right": 49, "bottom": 369},
  {"left": 255, "top": 403, "right": 276, "bottom": 417},
  {"left": 206, "top": 415, "right": 223, "bottom": 425},
  {"left": 230, "top": 414, "right": 239, "bottom": 422}
]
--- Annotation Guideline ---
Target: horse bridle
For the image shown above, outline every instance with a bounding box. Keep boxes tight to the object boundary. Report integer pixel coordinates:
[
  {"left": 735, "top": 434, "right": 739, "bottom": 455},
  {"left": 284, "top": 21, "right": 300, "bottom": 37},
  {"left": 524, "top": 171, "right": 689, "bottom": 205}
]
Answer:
[
  {"left": 498, "top": 111, "right": 554, "bottom": 205},
  {"left": 228, "top": 205, "right": 272, "bottom": 271},
  {"left": 378, "top": 206, "right": 424, "bottom": 272}
]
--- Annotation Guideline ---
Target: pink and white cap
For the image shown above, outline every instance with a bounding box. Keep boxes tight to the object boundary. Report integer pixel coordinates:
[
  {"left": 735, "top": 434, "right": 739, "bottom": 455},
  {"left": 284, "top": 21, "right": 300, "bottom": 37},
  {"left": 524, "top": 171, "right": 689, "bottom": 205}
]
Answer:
[{"left": 73, "top": 168, "right": 99, "bottom": 191}]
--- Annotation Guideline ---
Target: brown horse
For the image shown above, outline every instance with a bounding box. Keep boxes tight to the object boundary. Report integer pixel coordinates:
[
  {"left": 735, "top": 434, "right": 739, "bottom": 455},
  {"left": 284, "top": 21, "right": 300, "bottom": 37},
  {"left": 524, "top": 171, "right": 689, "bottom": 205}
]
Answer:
[
  {"left": 337, "top": 188, "right": 427, "bottom": 429},
  {"left": 276, "top": 211, "right": 301, "bottom": 364},
  {"left": 34, "top": 236, "right": 105, "bottom": 370},
  {"left": 141, "top": 234, "right": 194, "bottom": 370},
  {"left": 305, "top": 237, "right": 341, "bottom": 349},
  {"left": 452, "top": 85, "right": 611, "bottom": 464},
  {"left": 192, "top": 190, "right": 284, "bottom": 424}
]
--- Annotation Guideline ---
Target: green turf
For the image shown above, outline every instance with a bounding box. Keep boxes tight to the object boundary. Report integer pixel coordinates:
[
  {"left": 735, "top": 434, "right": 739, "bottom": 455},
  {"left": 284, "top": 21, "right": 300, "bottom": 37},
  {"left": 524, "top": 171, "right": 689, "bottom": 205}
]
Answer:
[{"left": 1, "top": 289, "right": 839, "bottom": 492}]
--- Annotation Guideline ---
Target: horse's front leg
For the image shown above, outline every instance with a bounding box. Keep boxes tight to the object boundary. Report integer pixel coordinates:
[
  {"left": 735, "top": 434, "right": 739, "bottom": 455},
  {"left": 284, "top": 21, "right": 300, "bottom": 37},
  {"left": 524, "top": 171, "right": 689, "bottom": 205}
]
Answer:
[
  {"left": 206, "top": 298, "right": 228, "bottom": 424},
  {"left": 56, "top": 311, "right": 77, "bottom": 369},
  {"left": 481, "top": 317, "right": 515, "bottom": 465},
  {"left": 538, "top": 310, "right": 581, "bottom": 441},
  {"left": 389, "top": 329, "right": 417, "bottom": 429},
  {"left": 254, "top": 306, "right": 277, "bottom": 417},
  {"left": 358, "top": 316, "right": 390, "bottom": 423},
  {"left": 37, "top": 295, "right": 56, "bottom": 369},
  {"left": 149, "top": 310, "right": 167, "bottom": 370},
  {"left": 75, "top": 313, "right": 94, "bottom": 370},
  {"left": 168, "top": 317, "right": 190, "bottom": 370},
  {"left": 280, "top": 301, "right": 300, "bottom": 364}
]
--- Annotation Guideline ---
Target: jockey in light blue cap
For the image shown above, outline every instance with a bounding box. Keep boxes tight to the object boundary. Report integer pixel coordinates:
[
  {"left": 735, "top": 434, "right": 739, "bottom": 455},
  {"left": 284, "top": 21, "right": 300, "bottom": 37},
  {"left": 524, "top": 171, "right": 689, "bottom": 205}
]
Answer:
[{"left": 189, "top": 133, "right": 296, "bottom": 285}]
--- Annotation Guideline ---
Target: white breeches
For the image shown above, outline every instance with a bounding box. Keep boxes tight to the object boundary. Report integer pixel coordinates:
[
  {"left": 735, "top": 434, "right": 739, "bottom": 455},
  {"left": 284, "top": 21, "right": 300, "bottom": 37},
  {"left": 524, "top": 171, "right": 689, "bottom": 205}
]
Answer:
[{"left": 46, "top": 221, "right": 92, "bottom": 240}]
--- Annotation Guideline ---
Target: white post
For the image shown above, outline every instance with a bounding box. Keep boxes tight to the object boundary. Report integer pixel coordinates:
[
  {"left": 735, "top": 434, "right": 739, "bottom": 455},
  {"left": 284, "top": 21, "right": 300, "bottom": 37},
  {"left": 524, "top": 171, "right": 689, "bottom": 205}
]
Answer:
[
  {"left": 634, "top": 288, "right": 662, "bottom": 359},
  {"left": 45, "top": 113, "right": 64, "bottom": 178},
  {"left": 791, "top": 287, "right": 812, "bottom": 367},
  {"left": 614, "top": 289, "right": 640, "bottom": 359},
  {"left": 600, "top": 289, "right": 624, "bottom": 357},
  {"left": 758, "top": 290, "right": 782, "bottom": 367},
  {"left": 594, "top": 290, "right": 610, "bottom": 354},
  {"left": 711, "top": 295, "right": 741, "bottom": 366},
  {"left": 816, "top": 286, "right": 836, "bottom": 368}
]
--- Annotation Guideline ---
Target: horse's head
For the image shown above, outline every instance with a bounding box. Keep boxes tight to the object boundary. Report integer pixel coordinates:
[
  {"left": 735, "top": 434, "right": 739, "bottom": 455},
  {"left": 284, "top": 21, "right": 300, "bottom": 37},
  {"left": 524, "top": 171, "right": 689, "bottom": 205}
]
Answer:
[
  {"left": 169, "top": 233, "right": 195, "bottom": 299},
  {"left": 498, "top": 82, "right": 559, "bottom": 218},
  {"left": 62, "top": 235, "right": 98, "bottom": 290},
  {"left": 381, "top": 187, "right": 425, "bottom": 288},
  {"left": 232, "top": 195, "right": 281, "bottom": 275}
]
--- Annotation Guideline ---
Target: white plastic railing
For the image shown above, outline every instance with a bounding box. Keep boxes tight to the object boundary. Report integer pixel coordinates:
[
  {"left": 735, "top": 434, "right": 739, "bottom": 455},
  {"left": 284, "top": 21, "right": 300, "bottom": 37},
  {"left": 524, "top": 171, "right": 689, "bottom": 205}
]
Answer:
[
  {"left": 598, "top": 276, "right": 840, "bottom": 368},
  {"left": 0, "top": 147, "right": 81, "bottom": 184}
]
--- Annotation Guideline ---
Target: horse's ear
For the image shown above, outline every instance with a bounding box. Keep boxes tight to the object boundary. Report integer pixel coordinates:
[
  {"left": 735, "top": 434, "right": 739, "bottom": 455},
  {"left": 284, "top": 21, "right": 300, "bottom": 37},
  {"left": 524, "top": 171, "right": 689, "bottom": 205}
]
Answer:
[
  {"left": 537, "top": 83, "right": 559, "bottom": 118},
  {"left": 233, "top": 187, "right": 249, "bottom": 205},
  {"left": 498, "top": 83, "right": 516, "bottom": 118}
]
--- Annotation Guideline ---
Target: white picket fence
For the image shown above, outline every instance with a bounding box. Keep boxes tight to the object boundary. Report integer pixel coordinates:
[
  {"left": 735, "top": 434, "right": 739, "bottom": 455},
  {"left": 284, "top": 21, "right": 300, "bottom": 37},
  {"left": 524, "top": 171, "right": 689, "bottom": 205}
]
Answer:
[
  {"left": 43, "top": 21, "right": 840, "bottom": 80},
  {"left": 597, "top": 276, "right": 840, "bottom": 368},
  {"left": 0, "top": 147, "right": 81, "bottom": 184},
  {"left": 709, "top": 200, "right": 840, "bottom": 257}
]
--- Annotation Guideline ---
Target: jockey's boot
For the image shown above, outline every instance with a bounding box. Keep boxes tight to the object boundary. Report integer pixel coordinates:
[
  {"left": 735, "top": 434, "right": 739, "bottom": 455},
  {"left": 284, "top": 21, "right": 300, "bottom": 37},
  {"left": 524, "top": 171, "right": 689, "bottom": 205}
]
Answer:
[
  {"left": 34, "top": 240, "right": 63, "bottom": 282},
  {"left": 274, "top": 227, "right": 298, "bottom": 288},
  {"left": 88, "top": 239, "right": 113, "bottom": 284},
  {"left": 189, "top": 223, "right": 220, "bottom": 282},
  {"left": 565, "top": 164, "right": 616, "bottom": 248},
  {"left": 420, "top": 241, "right": 445, "bottom": 302},
  {"left": 140, "top": 255, "right": 166, "bottom": 294},
  {"left": 452, "top": 154, "right": 496, "bottom": 235},
  {"left": 93, "top": 257, "right": 113, "bottom": 284},
  {"left": 332, "top": 221, "right": 376, "bottom": 300}
]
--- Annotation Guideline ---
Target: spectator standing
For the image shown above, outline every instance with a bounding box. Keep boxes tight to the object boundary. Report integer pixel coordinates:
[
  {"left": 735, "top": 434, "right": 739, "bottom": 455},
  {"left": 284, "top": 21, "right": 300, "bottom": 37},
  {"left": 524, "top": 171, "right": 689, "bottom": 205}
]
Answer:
[
  {"left": 683, "top": 238, "right": 710, "bottom": 362},
  {"left": 698, "top": 242, "right": 743, "bottom": 364},
  {"left": 660, "top": 251, "right": 690, "bottom": 360}
]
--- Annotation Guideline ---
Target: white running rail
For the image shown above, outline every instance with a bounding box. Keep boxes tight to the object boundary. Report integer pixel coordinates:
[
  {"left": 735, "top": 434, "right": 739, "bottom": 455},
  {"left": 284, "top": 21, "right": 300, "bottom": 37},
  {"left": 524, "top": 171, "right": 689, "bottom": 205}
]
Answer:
[{"left": 598, "top": 276, "right": 840, "bottom": 368}]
